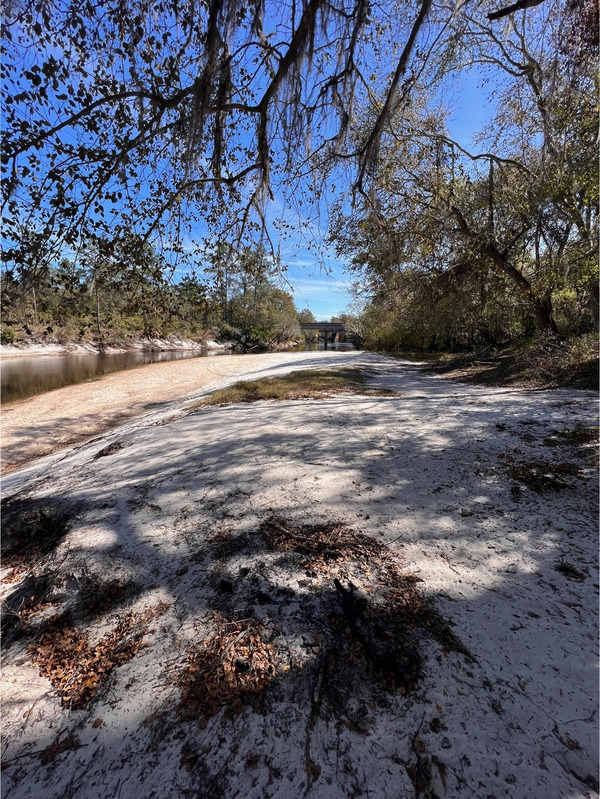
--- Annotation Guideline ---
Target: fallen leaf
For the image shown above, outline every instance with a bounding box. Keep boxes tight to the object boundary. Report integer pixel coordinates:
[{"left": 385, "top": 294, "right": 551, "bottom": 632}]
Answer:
[{"left": 92, "top": 718, "right": 103, "bottom": 728}]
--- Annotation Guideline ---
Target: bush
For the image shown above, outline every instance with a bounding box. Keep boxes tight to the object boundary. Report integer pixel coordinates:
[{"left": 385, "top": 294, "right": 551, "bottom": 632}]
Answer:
[
  {"left": 516, "top": 332, "right": 598, "bottom": 388},
  {"left": 1, "top": 325, "right": 17, "bottom": 344},
  {"left": 217, "top": 322, "right": 244, "bottom": 343}
]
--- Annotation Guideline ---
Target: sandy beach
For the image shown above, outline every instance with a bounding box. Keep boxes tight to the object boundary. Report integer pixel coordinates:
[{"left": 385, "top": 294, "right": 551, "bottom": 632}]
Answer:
[
  {"left": 1, "top": 351, "right": 598, "bottom": 799},
  {"left": 1, "top": 351, "right": 329, "bottom": 472}
]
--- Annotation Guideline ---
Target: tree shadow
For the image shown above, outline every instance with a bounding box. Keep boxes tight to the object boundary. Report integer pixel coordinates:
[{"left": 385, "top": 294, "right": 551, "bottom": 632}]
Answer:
[{"left": 1, "top": 369, "right": 598, "bottom": 798}]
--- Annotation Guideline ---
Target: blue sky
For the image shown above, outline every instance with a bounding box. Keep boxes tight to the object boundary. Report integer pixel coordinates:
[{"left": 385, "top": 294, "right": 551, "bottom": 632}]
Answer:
[
  {"left": 443, "top": 66, "right": 498, "bottom": 146},
  {"left": 279, "top": 248, "right": 355, "bottom": 321}
]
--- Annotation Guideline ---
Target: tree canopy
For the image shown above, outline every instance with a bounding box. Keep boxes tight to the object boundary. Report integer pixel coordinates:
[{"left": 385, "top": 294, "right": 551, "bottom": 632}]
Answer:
[
  {"left": 2, "top": 0, "right": 435, "bottom": 267},
  {"left": 329, "top": 0, "right": 598, "bottom": 340},
  {"left": 2, "top": 0, "right": 597, "bottom": 348}
]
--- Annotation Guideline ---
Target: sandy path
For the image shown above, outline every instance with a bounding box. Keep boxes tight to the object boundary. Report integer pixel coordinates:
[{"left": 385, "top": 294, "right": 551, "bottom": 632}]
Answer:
[{"left": 1, "top": 352, "right": 342, "bottom": 472}]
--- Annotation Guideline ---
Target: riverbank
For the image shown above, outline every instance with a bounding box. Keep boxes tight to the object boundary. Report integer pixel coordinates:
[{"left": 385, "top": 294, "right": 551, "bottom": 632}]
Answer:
[
  {"left": 405, "top": 334, "right": 599, "bottom": 391},
  {"left": 0, "top": 334, "right": 232, "bottom": 359},
  {"left": 1, "top": 350, "right": 359, "bottom": 472},
  {"left": 2, "top": 352, "right": 597, "bottom": 799}
]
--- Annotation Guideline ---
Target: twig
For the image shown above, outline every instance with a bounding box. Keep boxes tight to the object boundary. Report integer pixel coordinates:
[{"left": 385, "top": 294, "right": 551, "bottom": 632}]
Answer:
[
  {"left": 445, "top": 764, "right": 487, "bottom": 799},
  {"left": 310, "top": 656, "right": 326, "bottom": 730},
  {"left": 2, "top": 743, "right": 89, "bottom": 766},
  {"left": 407, "top": 712, "right": 442, "bottom": 799},
  {"left": 363, "top": 767, "right": 371, "bottom": 798},
  {"left": 304, "top": 656, "right": 327, "bottom": 796}
]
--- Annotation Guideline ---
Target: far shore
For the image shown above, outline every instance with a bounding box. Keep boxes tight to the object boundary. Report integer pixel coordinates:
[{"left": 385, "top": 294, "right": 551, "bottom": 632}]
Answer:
[{"left": 0, "top": 335, "right": 232, "bottom": 360}]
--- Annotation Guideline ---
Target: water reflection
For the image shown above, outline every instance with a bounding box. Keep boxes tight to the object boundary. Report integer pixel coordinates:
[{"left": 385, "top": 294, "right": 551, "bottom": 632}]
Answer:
[
  {"left": 1, "top": 348, "right": 229, "bottom": 403},
  {"left": 294, "top": 342, "right": 356, "bottom": 352}
]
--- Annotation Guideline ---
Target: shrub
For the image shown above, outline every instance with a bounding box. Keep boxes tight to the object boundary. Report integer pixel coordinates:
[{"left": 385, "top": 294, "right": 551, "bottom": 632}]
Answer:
[{"left": 1, "top": 325, "right": 17, "bottom": 344}]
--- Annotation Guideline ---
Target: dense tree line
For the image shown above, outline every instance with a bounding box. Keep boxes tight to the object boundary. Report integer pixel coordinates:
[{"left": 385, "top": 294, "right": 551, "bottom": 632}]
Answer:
[
  {"left": 330, "top": 0, "right": 597, "bottom": 352},
  {"left": 0, "top": 238, "right": 306, "bottom": 349}
]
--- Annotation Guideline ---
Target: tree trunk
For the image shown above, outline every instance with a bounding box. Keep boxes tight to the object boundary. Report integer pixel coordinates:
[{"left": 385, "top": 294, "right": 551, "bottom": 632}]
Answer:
[
  {"left": 496, "top": 257, "right": 559, "bottom": 335},
  {"left": 532, "top": 296, "right": 559, "bottom": 335},
  {"left": 590, "top": 281, "right": 599, "bottom": 324},
  {"left": 450, "top": 206, "right": 560, "bottom": 335}
]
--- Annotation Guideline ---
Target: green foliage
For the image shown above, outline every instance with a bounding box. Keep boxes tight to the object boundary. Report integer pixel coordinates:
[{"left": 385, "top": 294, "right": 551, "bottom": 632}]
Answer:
[
  {"left": 1, "top": 325, "right": 17, "bottom": 345},
  {"left": 331, "top": 0, "right": 598, "bottom": 352},
  {"left": 206, "top": 244, "right": 301, "bottom": 347},
  {"left": 297, "top": 308, "right": 317, "bottom": 323},
  {"left": 0, "top": 238, "right": 305, "bottom": 349}
]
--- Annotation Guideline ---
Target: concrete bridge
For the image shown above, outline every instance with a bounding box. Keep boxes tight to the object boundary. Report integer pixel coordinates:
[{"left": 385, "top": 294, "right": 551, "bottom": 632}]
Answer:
[{"left": 299, "top": 322, "right": 345, "bottom": 348}]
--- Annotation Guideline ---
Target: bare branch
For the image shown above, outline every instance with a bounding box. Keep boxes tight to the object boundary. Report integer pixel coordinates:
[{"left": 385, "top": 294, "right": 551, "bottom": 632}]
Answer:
[
  {"left": 488, "top": 0, "right": 546, "bottom": 21},
  {"left": 356, "top": 0, "right": 433, "bottom": 189}
]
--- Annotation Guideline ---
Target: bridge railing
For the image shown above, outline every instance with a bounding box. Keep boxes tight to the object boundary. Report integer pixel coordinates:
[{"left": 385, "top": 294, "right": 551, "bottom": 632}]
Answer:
[{"left": 298, "top": 323, "right": 345, "bottom": 332}]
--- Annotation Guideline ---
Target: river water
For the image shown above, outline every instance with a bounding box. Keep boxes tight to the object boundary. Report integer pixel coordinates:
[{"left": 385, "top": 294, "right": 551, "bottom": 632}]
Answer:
[
  {"left": 1, "top": 348, "right": 228, "bottom": 403},
  {"left": 1, "top": 342, "right": 355, "bottom": 403}
]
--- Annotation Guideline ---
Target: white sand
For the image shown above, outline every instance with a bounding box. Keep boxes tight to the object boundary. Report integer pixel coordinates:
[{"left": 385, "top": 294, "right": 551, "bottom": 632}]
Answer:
[
  {"left": 2, "top": 351, "right": 335, "bottom": 471},
  {"left": 1, "top": 351, "right": 598, "bottom": 799}
]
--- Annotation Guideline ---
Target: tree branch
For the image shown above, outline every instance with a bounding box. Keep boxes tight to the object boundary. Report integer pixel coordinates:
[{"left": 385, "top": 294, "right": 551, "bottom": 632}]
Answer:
[
  {"left": 355, "top": 0, "right": 432, "bottom": 190},
  {"left": 488, "top": 0, "right": 546, "bottom": 21}
]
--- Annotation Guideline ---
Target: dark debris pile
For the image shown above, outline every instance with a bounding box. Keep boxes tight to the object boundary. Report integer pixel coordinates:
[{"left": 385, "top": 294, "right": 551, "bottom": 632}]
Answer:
[
  {"left": 1, "top": 496, "right": 77, "bottom": 570},
  {"left": 174, "top": 515, "right": 466, "bottom": 726},
  {"left": 179, "top": 614, "right": 279, "bottom": 725},
  {"left": 261, "top": 516, "right": 384, "bottom": 570},
  {"left": 262, "top": 516, "right": 468, "bottom": 695},
  {"left": 29, "top": 602, "right": 168, "bottom": 709},
  {"left": 500, "top": 453, "right": 584, "bottom": 492}
]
